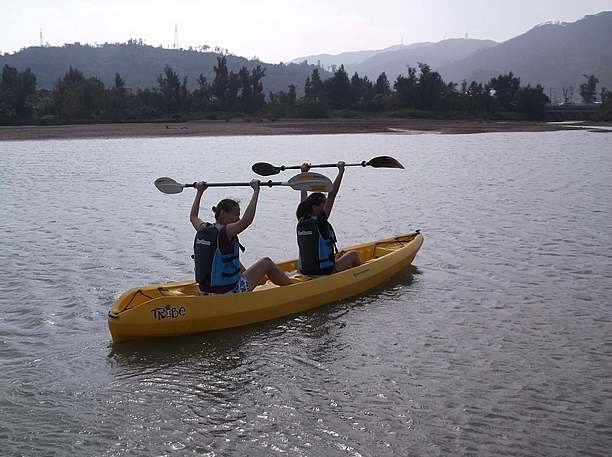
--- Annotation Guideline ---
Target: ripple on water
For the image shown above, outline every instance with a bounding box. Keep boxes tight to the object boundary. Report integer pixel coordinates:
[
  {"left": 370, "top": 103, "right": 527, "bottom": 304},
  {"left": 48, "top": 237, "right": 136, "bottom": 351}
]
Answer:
[{"left": 1, "top": 133, "right": 612, "bottom": 456}]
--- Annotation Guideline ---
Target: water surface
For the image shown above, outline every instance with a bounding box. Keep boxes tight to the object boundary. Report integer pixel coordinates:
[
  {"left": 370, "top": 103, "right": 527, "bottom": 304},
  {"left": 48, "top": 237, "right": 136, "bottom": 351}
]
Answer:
[{"left": 1, "top": 131, "right": 611, "bottom": 456}]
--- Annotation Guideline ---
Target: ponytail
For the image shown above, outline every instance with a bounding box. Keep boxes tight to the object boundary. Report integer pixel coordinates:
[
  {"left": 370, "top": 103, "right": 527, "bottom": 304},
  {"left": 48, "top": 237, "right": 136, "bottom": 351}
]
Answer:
[{"left": 296, "top": 201, "right": 312, "bottom": 220}]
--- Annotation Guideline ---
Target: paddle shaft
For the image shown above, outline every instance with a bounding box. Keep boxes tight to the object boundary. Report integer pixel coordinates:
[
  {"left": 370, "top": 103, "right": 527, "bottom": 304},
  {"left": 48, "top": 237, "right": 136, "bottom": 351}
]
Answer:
[
  {"left": 278, "top": 161, "right": 367, "bottom": 171},
  {"left": 184, "top": 180, "right": 283, "bottom": 188}
]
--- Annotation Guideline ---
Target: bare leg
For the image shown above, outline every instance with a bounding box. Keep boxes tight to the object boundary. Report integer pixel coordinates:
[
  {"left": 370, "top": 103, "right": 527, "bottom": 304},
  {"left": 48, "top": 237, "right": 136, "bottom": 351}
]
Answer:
[
  {"left": 244, "top": 257, "right": 296, "bottom": 290},
  {"left": 335, "top": 251, "right": 361, "bottom": 273}
]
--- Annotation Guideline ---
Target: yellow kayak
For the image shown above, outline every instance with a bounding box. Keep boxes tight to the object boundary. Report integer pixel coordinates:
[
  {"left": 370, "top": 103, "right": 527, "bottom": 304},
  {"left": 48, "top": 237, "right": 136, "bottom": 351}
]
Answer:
[{"left": 108, "top": 231, "right": 424, "bottom": 342}]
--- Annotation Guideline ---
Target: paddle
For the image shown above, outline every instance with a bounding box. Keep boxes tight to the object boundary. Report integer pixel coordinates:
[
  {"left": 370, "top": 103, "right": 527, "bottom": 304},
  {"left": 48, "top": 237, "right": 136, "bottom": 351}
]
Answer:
[
  {"left": 251, "top": 155, "right": 404, "bottom": 176},
  {"left": 154, "top": 172, "right": 333, "bottom": 194}
]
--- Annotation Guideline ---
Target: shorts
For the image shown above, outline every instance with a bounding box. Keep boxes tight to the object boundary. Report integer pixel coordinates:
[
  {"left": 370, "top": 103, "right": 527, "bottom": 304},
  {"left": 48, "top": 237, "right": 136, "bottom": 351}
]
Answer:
[
  {"left": 233, "top": 276, "right": 250, "bottom": 293},
  {"left": 198, "top": 276, "right": 250, "bottom": 296}
]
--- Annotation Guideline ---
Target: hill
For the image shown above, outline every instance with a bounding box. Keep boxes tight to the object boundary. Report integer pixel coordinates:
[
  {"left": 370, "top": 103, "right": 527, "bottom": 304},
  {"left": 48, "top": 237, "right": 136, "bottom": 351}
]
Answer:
[
  {"left": 0, "top": 42, "right": 326, "bottom": 94},
  {"left": 290, "top": 39, "right": 497, "bottom": 80},
  {"left": 439, "top": 12, "right": 612, "bottom": 99},
  {"left": 290, "top": 43, "right": 425, "bottom": 67},
  {"left": 347, "top": 39, "right": 498, "bottom": 81}
]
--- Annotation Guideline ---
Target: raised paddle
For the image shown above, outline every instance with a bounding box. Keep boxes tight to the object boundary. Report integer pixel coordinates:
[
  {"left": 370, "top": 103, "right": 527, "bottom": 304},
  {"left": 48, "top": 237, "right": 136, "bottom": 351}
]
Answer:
[
  {"left": 251, "top": 155, "right": 404, "bottom": 176},
  {"left": 154, "top": 172, "right": 333, "bottom": 194}
]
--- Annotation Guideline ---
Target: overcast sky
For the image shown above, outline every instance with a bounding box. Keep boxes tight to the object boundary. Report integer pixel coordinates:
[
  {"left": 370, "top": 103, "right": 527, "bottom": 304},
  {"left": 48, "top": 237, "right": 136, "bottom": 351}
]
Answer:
[{"left": 1, "top": 0, "right": 611, "bottom": 62}]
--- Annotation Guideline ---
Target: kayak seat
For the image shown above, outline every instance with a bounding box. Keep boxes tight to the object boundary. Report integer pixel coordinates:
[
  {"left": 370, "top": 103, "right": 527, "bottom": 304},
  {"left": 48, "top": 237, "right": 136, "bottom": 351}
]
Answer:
[
  {"left": 158, "top": 287, "right": 186, "bottom": 296},
  {"left": 373, "top": 247, "right": 394, "bottom": 258},
  {"left": 291, "top": 274, "right": 314, "bottom": 282}
]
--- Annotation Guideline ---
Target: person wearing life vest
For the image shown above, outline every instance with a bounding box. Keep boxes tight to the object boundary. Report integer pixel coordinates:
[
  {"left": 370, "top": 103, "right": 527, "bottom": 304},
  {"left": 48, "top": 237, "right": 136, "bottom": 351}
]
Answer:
[
  {"left": 296, "top": 161, "right": 361, "bottom": 275},
  {"left": 191, "top": 179, "right": 295, "bottom": 295}
]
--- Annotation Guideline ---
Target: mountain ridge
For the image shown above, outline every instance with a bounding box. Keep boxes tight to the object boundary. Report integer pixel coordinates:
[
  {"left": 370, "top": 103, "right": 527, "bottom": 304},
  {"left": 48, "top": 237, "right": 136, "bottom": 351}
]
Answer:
[
  {"left": 0, "top": 42, "right": 326, "bottom": 94},
  {"left": 438, "top": 11, "right": 612, "bottom": 97},
  {"left": 2, "top": 12, "right": 610, "bottom": 100}
]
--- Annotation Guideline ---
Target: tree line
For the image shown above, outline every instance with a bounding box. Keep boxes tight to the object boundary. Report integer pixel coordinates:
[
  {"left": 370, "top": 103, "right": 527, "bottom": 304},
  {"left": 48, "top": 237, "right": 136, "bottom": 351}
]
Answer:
[{"left": 1, "top": 57, "right": 611, "bottom": 125}]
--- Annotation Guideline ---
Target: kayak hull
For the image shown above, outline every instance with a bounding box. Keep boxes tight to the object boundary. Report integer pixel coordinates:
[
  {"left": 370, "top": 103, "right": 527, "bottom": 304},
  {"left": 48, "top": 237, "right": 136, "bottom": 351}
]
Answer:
[{"left": 108, "top": 232, "right": 423, "bottom": 342}]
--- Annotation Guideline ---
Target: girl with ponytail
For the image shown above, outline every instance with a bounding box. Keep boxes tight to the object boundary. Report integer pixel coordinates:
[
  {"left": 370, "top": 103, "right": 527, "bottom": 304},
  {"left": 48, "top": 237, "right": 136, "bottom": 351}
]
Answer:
[{"left": 296, "top": 162, "right": 361, "bottom": 275}]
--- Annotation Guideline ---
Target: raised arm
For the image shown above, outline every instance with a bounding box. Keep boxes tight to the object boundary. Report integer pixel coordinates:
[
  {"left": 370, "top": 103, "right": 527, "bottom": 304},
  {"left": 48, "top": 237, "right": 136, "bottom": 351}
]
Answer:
[
  {"left": 190, "top": 181, "right": 208, "bottom": 230},
  {"left": 226, "top": 180, "right": 260, "bottom": 239},
  {"left": 300, "top": 162, "right": 310, "bottom": 203},
  {"left": 323, "top": 161, "right": 345, "bottom": 218}
]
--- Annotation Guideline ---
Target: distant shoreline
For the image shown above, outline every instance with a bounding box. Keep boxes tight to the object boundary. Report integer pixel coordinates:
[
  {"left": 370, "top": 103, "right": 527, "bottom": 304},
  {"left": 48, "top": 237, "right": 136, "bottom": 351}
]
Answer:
[{"left": 1, "top": 118, "right": 610, "bottom": 141}]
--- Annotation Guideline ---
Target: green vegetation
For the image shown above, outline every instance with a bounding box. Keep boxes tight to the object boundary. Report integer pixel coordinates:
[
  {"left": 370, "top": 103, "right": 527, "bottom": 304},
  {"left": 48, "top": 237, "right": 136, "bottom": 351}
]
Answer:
[{"left": 1, "top": 58, "right": 609, "bottom": 125}]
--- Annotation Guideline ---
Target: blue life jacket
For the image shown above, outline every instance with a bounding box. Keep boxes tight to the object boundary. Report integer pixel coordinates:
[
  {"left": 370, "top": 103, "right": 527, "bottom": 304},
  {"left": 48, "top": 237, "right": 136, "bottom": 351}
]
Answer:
[
  {"left": 297, "top": 216, "right": 337, "bottom": 275},
  {"left": 194, "top": 224, "right": 242, "bottom": 289}
]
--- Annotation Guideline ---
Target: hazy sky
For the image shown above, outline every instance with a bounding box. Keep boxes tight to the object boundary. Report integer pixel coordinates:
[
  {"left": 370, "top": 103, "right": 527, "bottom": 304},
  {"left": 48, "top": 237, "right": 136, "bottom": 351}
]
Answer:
[{"left": 1, "top": 0, "right": 611, "bottom": 62}]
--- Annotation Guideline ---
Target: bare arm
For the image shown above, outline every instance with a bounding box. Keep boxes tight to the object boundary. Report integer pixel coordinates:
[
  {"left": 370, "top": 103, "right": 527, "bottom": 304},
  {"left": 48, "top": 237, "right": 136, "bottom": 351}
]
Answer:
[
  {"left": 226, "top": 180, "right": 260, "bottom": 239},
  {"left": 300, "top": 162, "right": 310, "bottom": 203},
  {"left": 190, "top": 181, "right": 208, "bottom": 230},
  {"left": 323, "top": 161, "right": 345, "bottom": 218}
]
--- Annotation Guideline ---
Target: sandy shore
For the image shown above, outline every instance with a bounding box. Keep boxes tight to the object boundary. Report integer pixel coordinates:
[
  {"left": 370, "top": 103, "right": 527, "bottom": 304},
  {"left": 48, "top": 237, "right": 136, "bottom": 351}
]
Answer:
[{"left": 1, "top": 118, "right": 610, "bottom": 141}]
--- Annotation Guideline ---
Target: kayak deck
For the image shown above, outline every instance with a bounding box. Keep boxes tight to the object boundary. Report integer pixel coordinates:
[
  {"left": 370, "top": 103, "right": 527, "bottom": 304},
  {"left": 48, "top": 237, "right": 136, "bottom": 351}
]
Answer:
[{"left": 108, "top": 231, "right": 423, "bottom": 342}]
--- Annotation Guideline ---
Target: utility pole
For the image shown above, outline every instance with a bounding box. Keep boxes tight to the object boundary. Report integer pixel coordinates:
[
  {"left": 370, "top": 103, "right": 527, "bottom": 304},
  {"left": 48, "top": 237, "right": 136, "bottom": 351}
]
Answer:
[
  {"left": 40, "top": 28, "right": 43, "bottom": 47},
  {"left": 173, "top": 24, "right": 179, "bottom": 49}
]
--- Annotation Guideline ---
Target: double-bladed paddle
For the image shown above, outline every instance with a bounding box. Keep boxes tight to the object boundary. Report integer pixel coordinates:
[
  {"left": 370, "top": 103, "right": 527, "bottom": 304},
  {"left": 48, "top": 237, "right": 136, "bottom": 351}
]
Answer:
[
  {"left": 251, "top": 155, "right": 404, "bottom": 176},
  {"left": 154, "top": 172, "right": 333, "bottom": 194}
]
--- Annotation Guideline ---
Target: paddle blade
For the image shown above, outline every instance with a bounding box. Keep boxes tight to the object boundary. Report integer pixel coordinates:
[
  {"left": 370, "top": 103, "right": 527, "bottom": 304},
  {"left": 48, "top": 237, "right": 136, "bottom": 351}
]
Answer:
[
  {"left": 252, "top": 162, "right": 281, "bottom": 176},
  {"left": 287, "top": 172, "right": 333, "bottom": 192},
  {"left": 366, "top": 155, "right": 404, "bottom": 169},
  {"left": 154, "top": 177, "right": 184, "bottom": 194}
]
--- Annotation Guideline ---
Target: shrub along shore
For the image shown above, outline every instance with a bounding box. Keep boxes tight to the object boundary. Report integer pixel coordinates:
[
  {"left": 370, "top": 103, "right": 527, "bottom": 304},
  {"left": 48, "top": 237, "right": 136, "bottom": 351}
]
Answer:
[{"left": 2, "top": 55, "right": 611, "bottom": 134}]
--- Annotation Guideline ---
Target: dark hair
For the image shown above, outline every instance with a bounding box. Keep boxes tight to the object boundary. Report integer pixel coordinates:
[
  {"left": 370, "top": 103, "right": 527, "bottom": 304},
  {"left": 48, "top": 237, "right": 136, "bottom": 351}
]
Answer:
[
  {"left": 296, "top": 192, "right": 326, "bottom": 220},
  {"left": 212, "top": 199, "right": 240, "bottom": 220}
]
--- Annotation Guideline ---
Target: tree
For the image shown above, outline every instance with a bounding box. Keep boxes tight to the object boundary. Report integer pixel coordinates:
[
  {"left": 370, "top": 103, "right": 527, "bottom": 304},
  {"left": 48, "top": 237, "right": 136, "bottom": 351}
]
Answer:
[
  {"left": 516, "top": 84, "right": 549, "bottom": 119},
  {"left": 601, "top": 88, "right": 612, "bottom": 120},
  {"left": 109, "top": 73, "right": 127, "bottom": 111},
  {"left": 0, "top": 64, "right": 37, "bottom": 120},
  {"left": 249, "top": 65, "right": 266, "bottom": 112},
  {"left": 375, "top": 72, "right": 391, "bottom": 96},
  {"left": 304, "top": 68, "right": 324, "bottom": 100},
  {"left": 486, "top": 72, "right": 521, "bottom": 111},
  {"left": 325, "top": 65, "right": 351, "bottom": 108},
  {"left": 52, "top": 67, "right": 106, "bottom": 119},
  {"left": 464, "top": 81, "right": 491, "bottom": 112},
  {"left": 415, "top": 63, "right": 446, "bottom": 109},
  {"left": 394, "top": 67, "right": 418, "bottom": 108},
  {"left": 193, "top": 73, "right": 211, "bottom": 111},
  {"left": 562, "top": 86, "right": 574, "bottom": 104},
  {"left": 579, "top": 74, "right": 599, "bottom": 103},
  {"left": 238, "top": 67, "right": 253, "bottom": 112},
  {"left": 211, "top": 56, "right": 230, "bottom": 108},
  {"left": 287, "top": 84, "right": 297, "bottom": 107},
  {"left": 157, "top": 65, "right": 181, "bottom": 111}
]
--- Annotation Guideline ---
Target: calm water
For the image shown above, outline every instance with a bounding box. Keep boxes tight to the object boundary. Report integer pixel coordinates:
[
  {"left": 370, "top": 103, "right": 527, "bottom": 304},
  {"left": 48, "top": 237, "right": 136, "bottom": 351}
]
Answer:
[{"left": 1, "top": 131, "right": 611, "bottom": 457}]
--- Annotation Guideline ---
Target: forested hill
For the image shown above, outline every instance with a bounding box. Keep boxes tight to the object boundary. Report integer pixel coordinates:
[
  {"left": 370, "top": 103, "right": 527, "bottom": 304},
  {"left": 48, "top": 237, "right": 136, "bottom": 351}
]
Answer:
[
  {"left": 439, "top": 12, "right": 612, "bottom": 97},
  {"left": 291, "top": 39, "right": 498, "bottom": 81},
  {"left": 0, "top": 42, "right": 326, "bottom": 93}
]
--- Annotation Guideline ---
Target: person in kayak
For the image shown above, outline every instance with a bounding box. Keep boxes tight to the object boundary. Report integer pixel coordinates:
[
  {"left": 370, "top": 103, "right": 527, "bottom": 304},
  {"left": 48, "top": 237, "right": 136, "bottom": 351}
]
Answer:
[
  {"left": 191, "top": 180, "right": 295, "bottom": 295},
  {"left": 296, "top": 161, "right": 361, "bottom": 275}
]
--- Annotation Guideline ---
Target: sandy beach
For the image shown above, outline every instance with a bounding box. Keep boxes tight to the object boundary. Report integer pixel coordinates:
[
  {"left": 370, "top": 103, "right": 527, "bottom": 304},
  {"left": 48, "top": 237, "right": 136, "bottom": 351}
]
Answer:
[{"left": 1, "top": 118, "right": 610, "bottom": 141}]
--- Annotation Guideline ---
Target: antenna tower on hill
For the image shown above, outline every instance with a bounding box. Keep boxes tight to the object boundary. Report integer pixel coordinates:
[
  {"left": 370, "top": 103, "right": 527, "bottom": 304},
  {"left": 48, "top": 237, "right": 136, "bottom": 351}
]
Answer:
[{"left": 173, "top": 24, "right": 179, "bottom": 49}]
